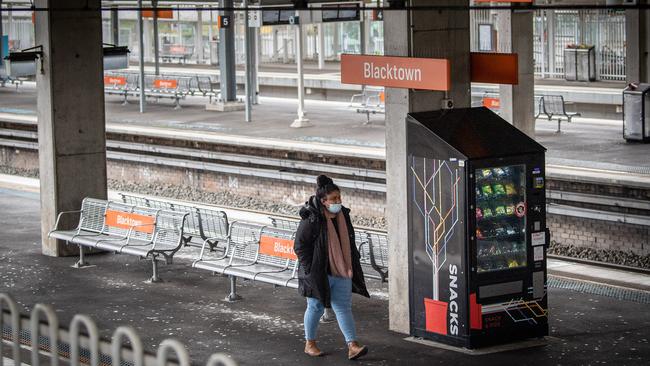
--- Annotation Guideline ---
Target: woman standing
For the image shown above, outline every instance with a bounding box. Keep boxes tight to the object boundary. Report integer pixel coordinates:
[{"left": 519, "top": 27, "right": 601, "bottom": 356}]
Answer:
[{"left": 294, "top": 175, "right": 370, "bottom": 360}]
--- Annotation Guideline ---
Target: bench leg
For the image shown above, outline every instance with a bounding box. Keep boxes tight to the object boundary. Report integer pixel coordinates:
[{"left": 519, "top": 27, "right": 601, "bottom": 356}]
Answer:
[
  {"left": 150, "top": 256, "right": 163, "bottom": 283},
  {"left": 556, "top": 119, "right": 562, "bottom": 134},
  {"left": 72, "top": 245, "right": 91, "bottom": 268},
  {"left": 225, "top": 276, "right": 242, "bottom": 302}
]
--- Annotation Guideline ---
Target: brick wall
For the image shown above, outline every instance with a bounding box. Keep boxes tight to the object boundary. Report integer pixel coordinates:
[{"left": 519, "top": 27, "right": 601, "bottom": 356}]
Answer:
[
  {"left": 108, "top": 161, "right": 386, "bottom": 218},
  {"left": 548, "top": 214, "right": 649, "bottom": 256}
]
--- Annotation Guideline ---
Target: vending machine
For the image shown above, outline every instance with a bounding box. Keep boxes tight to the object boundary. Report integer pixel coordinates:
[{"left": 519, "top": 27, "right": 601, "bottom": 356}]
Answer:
[{"left": 407, "top": 107, "right": 549, "bottom": 348}]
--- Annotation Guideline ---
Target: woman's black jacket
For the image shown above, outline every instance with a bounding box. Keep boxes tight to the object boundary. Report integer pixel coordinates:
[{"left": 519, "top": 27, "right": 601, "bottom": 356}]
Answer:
[{"left": 293, "top": 196, "right": 370, "bottom": 307}]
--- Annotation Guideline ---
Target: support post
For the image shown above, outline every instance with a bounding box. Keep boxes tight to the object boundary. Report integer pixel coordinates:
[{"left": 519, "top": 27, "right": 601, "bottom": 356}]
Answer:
[
  {"left": 138, "top": 0, "right": 146, "bottom": 113},
  {"left": 219, "top": 0, "right": 237, "bottom": 101},
  {"left": 196, "top": 6, "right": 203, "bottom": 64},
  {"left": 317, "top": 23, "right": 325, "bottom": 69},
  {"left": 153, "top": 0, "right": 160, "bottom": 75},
  {"left": 384, "top": 1, "right": 471, "bottom": 334},
  {"left": 111, "top": 6, "right": 119, "bottom": 45},
  {"left": 291, "top": 22, "right": 311, "bottom": 128},
  {"left": 35, "top": 0, "right": 108, "bottom": 256},
  {"left": 497, "top": 8, "right": 535, "bottom": 137},
  {"left": 243, "top": 0, "right": 252, "bottom": 122},
  {"left": 626, "top": 3, "right": 650, "bottom": 84},
  {"left": 72, "top": 245, "right": 91, "bottom": 268},
  {"left": 0, "top": 0, "right": 4, "bottom": 70}
]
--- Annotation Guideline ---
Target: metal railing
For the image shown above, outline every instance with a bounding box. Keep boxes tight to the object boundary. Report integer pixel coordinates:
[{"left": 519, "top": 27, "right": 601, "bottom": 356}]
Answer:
[
  {"left": 471, "top": 9, "right": 626, "bottom": 81},
  {"left": 0, "top": 293, "right": 236, "bottom": 366}
]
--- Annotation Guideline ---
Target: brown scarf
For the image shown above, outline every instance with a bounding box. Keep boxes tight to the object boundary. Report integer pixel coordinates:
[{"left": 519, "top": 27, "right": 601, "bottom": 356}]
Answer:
[{"left": 323, "top": 208, "right": 353, "bottom": 278}]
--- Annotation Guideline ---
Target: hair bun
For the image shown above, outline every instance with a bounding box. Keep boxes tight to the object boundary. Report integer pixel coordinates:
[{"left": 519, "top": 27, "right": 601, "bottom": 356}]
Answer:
[{"left": 316, "top": 174, "right": 333, "bottom": 188}]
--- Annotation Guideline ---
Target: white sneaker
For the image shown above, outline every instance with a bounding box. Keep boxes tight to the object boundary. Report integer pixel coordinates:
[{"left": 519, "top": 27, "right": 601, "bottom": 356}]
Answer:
[{"left": 320, "top": 308, "right": 336, "bottom": 324}]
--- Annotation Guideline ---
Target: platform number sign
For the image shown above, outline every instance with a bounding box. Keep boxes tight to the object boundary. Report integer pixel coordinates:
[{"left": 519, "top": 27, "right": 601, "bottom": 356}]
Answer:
[{"left": 218, "top": 15, "right": 231, "bottom": 29}]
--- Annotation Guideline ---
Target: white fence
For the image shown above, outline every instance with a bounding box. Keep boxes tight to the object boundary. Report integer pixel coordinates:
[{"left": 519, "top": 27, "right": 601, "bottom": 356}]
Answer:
[
  {"left": 471, "top": 9, "right": 626, "bottom": 81},
  {"left": 0, "top": 293, "right": 236, "bottom": 366}
]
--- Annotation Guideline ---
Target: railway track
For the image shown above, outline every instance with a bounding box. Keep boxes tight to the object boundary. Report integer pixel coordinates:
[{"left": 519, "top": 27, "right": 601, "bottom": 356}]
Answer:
[{"left": 0, "top": 114, "right": 649, "bottom": 274}]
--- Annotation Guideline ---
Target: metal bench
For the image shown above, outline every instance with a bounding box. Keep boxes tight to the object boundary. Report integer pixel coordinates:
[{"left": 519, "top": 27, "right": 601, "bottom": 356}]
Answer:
[
  {"left": 120, "top": 193, "right": 229, "bottom": 251},
  {"left": 104, "top": 72, "right": 140, "bottom": 105},
  {"left": 268, "top": 217, "right": 299, "bottom": 231},
  {"left": 160, "top": 44, "right": 195, "bottom": 64},
  {"left": 366, "top": 232, "right": 389, "bottom": 282},
  {"left": 193, "top": 222, "right": 298, "bottom": 301},
  {"left": 349, "top": 87, "right": 385, "bottom": 124},
  {"left": 48, "top": 197, "right": 188, "bottom": 282},
  {"left": 539, "top": 94, "right": 581, "bottom": 133},
  {"left": 268, "top": 216, "right": 388, "bottom": 282},
  {"left": 143, "top": 75, "right": 187, "bottom": 109}
]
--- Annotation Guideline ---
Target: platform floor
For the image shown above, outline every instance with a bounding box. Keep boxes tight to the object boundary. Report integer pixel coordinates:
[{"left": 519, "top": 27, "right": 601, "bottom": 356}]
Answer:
[
  {"left": 1, "top": 84, "right": 649, "bottom": 174},
  {"left": 1, "top": 187, "right": 649, "bottom": 365}
]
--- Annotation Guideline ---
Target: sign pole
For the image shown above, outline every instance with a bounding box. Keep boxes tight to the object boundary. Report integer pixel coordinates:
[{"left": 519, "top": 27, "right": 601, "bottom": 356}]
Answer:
[
  {"left": 291, "top": 20, "right": 311, "bottom": 128},
  {"left": 153, "top": 0, "right": 160, "bottom": 76},
  {"left": 138, "top": 0, "right": 146, "bottom": 113},
  {"left": 243, "top": 0, "right": 252, "bottom": 122}
]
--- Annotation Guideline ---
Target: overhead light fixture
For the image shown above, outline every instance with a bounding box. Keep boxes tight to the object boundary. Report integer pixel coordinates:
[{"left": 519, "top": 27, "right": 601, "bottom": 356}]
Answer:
[
  {"left": 103, "top": 44, "right": 130, "bottom": 70},
  {"left": 3, "top": 45, "right": 43, "bottom": 77}
]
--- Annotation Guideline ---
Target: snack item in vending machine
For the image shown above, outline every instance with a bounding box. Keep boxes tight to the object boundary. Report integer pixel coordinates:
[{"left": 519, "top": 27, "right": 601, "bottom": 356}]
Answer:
[
  {"left": 494, "top": 225, "right": 506, "bottom": 236},
  {"left": 493, "top": 168, "right": 506, "bottom": 177},
  {"left": 476, "top": 207, "right": 483, "bottom": 220},
  {"left": 476, "top": 187, "right": 482, "bottom": 199},
  {"left": 481, "top": 184, "right": 493, "bottom": 197},
  {"left": 506, "top": 205, "right": 515, "bottom": 215},
  {"left": 493, "top": 184, "right": 506, "bottom": 196},
  {"left": 476, "top": 228, "right": 485, "bottom": 239},
  {"left": 483, "top": 208, "right": 494, "bottom": 218},
  {"left": 481, "top": 169, "right": 493, "bottom": 178},
  {"left": 505, "top": 183, "right": 517, "bottom": 196},
  {"left": 495, "top": 206, "right": 506, "bottom": 216},
  {"left": 508, "top": 259, "right": 519, "bottom": 268},
  {"left": 503, "top": 166, "right": 513, "bottom": 176},
  {"left": 505, "top": 224, "right": 517, "bottom": 235}
]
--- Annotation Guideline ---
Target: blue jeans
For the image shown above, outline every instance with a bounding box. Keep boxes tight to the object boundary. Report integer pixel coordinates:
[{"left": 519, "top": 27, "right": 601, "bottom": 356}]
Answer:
[{"left": 304, "top": 275, "right": 357, "bottom": 343}]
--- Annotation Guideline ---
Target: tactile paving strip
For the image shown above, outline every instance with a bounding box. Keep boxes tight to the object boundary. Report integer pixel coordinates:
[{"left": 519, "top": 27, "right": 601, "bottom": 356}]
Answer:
[{"left": 548, "top": 275, "right": 650, "bottom": 304}]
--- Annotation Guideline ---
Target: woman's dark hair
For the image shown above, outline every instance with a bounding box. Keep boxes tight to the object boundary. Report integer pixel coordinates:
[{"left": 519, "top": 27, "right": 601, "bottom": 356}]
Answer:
[{"left": 316, "top": 174, "right": 340, "bottom": 200}]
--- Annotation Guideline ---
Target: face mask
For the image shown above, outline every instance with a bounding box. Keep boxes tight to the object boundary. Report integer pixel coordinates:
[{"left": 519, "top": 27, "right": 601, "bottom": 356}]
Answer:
[{"left": 327, "top": 203, "right": 342, "bottom": 214}]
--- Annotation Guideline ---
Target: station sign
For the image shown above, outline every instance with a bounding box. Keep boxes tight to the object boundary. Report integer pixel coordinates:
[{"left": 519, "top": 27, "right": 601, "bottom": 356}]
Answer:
[
  {"left": 262, "top": 9, "right": 295, "bottom": 25},
  {"left": 142, "top": 9, "right": 174, "bottom": 19},
  {"left": 248, "top": 10, "right": 262, "bottom": 27},
  {"left": 470, "top": 52, "right": 519, "bottom": 85},
  {"left": 259, "top": 236, "right": 297, "bottom": 260},
  {"left": 105, "top": 210, "right": 155, "bottom": 234},
  {"left": 341, "top": 54, "right": 451, "bottom": 91},
  {"left": 218, "top": 15, "right": 231, "bottom": 29}
]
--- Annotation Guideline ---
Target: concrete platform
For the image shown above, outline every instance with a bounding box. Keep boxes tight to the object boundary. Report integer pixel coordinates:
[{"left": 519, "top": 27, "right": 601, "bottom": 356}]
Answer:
[
  {"left": 1, "top": 83, "right": 649, "bottom": 177},
  {"left": 1, "top": 187, "right": 649, "bottom": 365}
]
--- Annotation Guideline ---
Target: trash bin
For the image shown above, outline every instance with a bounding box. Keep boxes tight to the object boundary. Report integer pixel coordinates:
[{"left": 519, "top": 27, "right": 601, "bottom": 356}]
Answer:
[
  {"left": 564, "top": 46, "right": 596, "bottom": 82},
  {"left": 623, "top": 83, "right": 650, "bottom": 142}
]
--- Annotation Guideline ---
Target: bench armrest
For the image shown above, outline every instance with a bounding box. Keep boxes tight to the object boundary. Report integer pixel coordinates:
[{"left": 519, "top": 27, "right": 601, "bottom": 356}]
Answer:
[{"left": 48, "top": 210, "right": 83, "bottom": 237}]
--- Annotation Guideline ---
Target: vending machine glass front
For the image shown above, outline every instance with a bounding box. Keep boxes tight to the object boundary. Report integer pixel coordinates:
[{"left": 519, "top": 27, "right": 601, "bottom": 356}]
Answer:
[{"left": 475, "top": 164, "right": 527, "bottom": 273}]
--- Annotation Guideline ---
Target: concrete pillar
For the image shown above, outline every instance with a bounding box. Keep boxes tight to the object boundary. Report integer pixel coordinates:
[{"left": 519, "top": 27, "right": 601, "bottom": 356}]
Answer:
[
  {"left": 196, "top": 9, "right": 203, "bottom": 63},
  {"left": 111, "top": 6, "right": 119, "bottom": 45},
  {"left": 0, "top": 0, "right": 4, "bottom": 69},
  {"left": 35, "top": 0, "right": 107, "bottom": 256},
  {"left": 317, "top": 23, "right": 325, "bottom": 69},
  {"left": 143, "top": 17, "right": 152, "bottom": 62},
  {"left": 153, "top": 1, "right": 160, "bottom": 75},
  {"left": 384, "top": 1, "right": 471, "bottom": 334},
  {"left": 497, "top": 9, "right": 535, "bottom": 137},
  {"left": 626, "top": 5, "right": 650, "bottom": 84},
  {"left": 219, "top": 0, "right": 237, "bottom": 101}
]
